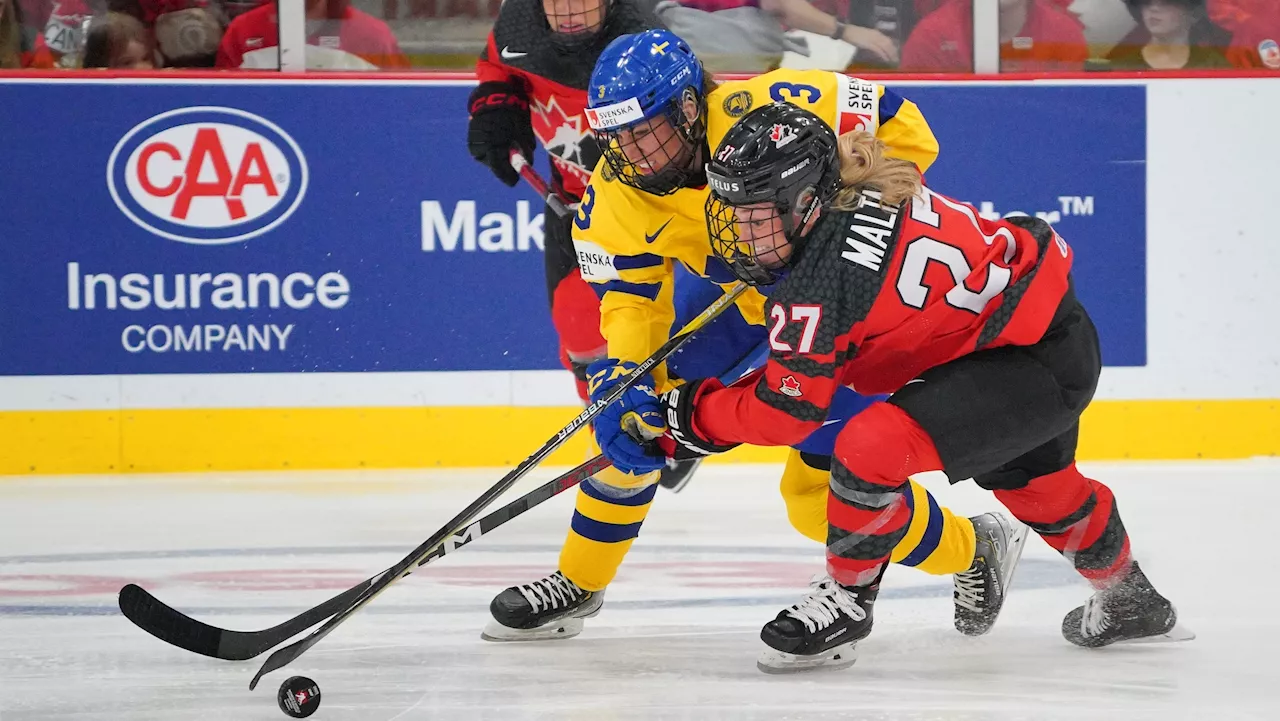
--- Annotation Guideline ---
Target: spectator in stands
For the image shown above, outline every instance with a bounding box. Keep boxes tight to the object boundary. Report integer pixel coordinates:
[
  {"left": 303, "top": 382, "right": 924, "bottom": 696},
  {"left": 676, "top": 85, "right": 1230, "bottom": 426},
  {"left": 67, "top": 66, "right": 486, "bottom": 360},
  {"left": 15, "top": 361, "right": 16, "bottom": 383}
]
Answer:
[
  {"left": 1, "top": 0, "right": 35, "bottom": 67},
  {"left": 1103, "top": 0, "right": 1231, "bottom": 69},
  {"left": 103, "top": 0, "right": 224, "bottom": 67},
  {"left": 216, "top": 0, "right": 409, "bottom": 69},
  {"left": 1208, "top": 0, "right": 1279, "bottom": 69},
  {"left": 900, "top": 0, "right": 1087, "bottom": 72},
  {"left": 655, "top": 0, "right": 898, "bottom": 70},
  {"left": 24, "top": 0, "right": 91, "bottom": 68},
  {"left": 82, "top": 11, "right": 155, "bottom": 68}
]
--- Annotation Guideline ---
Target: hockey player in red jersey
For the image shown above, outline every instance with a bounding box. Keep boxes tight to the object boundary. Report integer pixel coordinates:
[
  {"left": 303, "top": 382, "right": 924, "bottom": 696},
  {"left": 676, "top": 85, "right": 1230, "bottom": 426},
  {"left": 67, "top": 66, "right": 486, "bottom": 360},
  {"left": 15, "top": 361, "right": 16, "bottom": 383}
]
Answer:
[
  {"left": 467, "top": 0, "right": 658, "bottom": 407},
  {"left": 598, "top": 102, "right": 1192, "bottom": 672}
]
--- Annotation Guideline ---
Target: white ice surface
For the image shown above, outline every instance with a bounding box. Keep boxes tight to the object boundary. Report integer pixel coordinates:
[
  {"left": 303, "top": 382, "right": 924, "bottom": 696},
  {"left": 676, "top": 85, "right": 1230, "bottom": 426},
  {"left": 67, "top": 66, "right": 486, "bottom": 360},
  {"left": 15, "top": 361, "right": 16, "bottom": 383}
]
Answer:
[{"left": 0, "top": 461, "right": 1276, "bottom": 720}]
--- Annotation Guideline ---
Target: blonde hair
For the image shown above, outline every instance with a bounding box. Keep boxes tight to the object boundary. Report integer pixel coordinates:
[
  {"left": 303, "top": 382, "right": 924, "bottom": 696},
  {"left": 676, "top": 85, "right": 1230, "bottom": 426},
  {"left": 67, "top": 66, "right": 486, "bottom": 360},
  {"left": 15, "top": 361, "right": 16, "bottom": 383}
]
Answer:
[
  {"left": 0, "top": 0, "right": 21, "bottom": 69},
  {"left": 830, "top": 131, "right": 923, "bottom": 211}
]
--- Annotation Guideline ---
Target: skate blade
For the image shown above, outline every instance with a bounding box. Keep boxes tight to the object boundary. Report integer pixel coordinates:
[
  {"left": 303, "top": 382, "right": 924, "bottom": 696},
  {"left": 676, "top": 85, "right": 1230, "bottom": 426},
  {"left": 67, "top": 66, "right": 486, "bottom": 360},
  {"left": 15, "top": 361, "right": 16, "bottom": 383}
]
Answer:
[
  {"left": 480, "top": 617, "right": 585, "bottom": 642},
  {"left": 1120, "top": 621, "right": 1196, "bottom": 645},
  {"left": 756, "top": 641, "right": 858, "bottom": 674},
  {"left": 1002, "top": 520, "right": 1030, "bottom": 584}
]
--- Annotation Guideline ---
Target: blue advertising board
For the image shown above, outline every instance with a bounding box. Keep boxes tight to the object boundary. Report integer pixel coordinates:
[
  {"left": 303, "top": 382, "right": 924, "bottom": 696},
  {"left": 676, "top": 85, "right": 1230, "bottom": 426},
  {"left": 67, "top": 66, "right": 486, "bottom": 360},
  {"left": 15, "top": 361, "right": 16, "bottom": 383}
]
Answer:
[
  {"left": 906, "top": 84, "right": 1146, "bottom": 366},
  {"left": 0, "top": 80, "right": 1144, "bottom": 376}
]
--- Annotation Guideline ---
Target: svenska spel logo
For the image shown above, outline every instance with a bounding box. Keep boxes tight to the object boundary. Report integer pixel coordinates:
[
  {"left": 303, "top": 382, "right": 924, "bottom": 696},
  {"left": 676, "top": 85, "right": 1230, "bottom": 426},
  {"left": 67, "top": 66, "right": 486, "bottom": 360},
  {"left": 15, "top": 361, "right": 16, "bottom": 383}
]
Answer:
[{"left": 107, "top": 106, "right": 309, "bottom": 245}]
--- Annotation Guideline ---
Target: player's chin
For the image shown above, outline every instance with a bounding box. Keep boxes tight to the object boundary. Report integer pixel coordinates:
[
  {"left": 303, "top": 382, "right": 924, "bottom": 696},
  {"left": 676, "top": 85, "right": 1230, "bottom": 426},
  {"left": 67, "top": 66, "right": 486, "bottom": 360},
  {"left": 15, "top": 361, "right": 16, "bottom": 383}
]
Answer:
[{"left": 757, "top": 248, "right": 791, "bottom": 270}]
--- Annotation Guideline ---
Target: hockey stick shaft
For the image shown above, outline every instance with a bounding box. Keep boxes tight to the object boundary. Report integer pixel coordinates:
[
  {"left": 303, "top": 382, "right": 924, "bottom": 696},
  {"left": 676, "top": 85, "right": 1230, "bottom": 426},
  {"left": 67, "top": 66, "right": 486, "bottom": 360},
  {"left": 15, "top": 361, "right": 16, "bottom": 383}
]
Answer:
[
  {"left": 510, "top": 150, "right": 572, "bottom": 218},
  {"left": 118, "top": 454, "right": 612, "bottom": 661},
  {"left": 249, "top": 283, "right": 749, "bottom": 689}
]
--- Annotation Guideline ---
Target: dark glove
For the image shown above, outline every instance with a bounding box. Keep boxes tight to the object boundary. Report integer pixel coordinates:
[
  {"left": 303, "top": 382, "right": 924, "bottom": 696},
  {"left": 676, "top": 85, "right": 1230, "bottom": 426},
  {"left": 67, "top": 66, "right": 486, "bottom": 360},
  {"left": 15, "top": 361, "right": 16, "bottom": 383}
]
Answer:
[
  {"left": 466, "top": 81, "right": 534, "bottom": 187},
  {"left": 660, "top": 378, "right": 741, "bottom": 462}
]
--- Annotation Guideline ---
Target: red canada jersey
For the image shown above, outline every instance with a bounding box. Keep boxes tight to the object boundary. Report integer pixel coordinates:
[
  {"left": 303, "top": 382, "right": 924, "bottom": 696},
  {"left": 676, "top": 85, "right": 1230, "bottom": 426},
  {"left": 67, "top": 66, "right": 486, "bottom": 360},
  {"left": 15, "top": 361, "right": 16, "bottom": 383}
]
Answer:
[
  {"left": 474, "top": 0, "right": 656, "bottom": 200},
  {"left": 697, "top": 186, "right": 1074, "bottom": 449}
]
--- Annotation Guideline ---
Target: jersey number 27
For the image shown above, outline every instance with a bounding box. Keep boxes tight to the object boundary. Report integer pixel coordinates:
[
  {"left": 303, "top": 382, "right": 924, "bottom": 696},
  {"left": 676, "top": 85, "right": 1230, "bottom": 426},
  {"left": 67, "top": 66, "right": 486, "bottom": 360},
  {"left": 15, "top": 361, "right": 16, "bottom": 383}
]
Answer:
[
  {"left": 896, "top": 187, "right": 1014, "bottom": 315},
  {"left": 768, "top": 304, "right": 822, "bottom": 353}
]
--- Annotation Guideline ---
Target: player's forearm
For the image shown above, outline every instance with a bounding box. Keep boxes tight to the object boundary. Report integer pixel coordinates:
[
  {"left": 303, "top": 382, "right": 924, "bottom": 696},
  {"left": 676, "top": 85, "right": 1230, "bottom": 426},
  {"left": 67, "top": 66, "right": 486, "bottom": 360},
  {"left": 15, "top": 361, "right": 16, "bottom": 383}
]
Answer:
[
  {"left": 762, "top": 0, "right": 843, "bottom": 38},
  {"left": 597, "top": 289, "right": 675, "bottom": 381},
  {"left": 695, "top": 382, "right": 823, "bottom": 448}
]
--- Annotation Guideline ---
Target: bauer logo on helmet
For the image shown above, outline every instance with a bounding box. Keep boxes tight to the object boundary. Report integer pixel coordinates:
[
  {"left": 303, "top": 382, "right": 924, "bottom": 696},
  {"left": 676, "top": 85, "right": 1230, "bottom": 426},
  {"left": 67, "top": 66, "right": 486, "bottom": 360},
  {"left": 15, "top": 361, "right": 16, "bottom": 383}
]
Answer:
[{"left": 107, "top": 106, "right": 309, "bottom": 246}]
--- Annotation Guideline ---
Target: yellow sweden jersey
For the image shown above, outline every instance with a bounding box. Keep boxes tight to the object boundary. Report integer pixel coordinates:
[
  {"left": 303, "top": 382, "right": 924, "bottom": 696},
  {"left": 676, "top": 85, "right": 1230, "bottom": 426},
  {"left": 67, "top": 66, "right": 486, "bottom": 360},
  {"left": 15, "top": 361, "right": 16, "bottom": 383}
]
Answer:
[{"left": 571, "top": 69, "right": 939, "bottom": 386}]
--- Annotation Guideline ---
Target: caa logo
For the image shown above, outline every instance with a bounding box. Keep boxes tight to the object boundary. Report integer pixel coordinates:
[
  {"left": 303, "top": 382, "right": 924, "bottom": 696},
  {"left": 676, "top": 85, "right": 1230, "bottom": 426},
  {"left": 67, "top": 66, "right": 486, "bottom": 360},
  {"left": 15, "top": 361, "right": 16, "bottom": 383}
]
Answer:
[{"left": 107, "top": 107, "right": 308, "bottom": 245}]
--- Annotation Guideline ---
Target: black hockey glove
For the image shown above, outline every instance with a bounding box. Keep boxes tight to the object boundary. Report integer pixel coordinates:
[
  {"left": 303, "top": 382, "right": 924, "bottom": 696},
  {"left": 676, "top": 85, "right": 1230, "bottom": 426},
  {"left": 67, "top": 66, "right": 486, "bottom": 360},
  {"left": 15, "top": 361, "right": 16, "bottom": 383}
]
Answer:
[
  {"left": 467, "top": 81, "right": 535, "bottom": 187},
  {"left": 660, "top": 378, "right": 741, "bottom": 463}
]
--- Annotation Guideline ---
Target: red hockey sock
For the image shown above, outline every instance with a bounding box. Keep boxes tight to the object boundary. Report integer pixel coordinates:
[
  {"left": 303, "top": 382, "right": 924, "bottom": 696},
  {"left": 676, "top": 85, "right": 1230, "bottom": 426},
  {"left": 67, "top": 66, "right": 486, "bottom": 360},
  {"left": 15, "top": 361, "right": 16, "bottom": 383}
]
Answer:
[
  {"left": 827, "top": 402, "right": 944, "bottom": 587},
  {"left": 995, "top": 463, "right": 1132, "bottom": 588}
]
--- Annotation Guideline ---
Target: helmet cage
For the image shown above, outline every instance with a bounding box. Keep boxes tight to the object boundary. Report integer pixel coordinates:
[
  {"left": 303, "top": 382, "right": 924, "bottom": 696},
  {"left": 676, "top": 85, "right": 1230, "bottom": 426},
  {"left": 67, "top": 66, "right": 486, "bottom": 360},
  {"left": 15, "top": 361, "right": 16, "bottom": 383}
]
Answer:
[
  {"left": 705, "top": 154, "right": 836, "bottom": 286},
  {"left": 593, "top": 86, "right": 707, "bottom": 196},
  {"left": 546, "top": 0, "right": 612, "bottom": 51}
]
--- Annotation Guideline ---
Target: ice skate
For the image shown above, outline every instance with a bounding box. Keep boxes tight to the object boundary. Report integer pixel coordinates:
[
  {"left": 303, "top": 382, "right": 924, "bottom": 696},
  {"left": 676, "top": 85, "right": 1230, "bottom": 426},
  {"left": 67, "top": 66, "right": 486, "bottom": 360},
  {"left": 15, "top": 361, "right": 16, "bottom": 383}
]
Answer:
[
  {"left": 481, "top": 570, "right": 603, "bottom": 642},
  {"left": 1062, "top": 562, "right": 1194, "bottom": 647},
  {"left": 657, "top": 457, "right": 703, "bottom": 493},
  {"left": 954, "top": 511, "right": 1029, "bottom": 636},
  {"left": 756, "top": 575, "right": 876, "bottom": 674}
]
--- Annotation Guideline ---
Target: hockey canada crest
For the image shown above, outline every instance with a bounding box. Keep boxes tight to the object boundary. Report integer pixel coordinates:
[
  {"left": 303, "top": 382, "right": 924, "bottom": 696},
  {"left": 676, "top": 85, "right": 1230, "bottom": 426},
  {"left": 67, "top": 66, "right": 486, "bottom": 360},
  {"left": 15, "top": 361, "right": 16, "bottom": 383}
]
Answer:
[
  {"left": 532, "top": 96, "right": 598, "bottom": 187},
  {"left": 769, "top": 123, "right": 797, "bottom": 149},
  {"left": 779, "top": 375, "right": 803, "bottom": 397}
]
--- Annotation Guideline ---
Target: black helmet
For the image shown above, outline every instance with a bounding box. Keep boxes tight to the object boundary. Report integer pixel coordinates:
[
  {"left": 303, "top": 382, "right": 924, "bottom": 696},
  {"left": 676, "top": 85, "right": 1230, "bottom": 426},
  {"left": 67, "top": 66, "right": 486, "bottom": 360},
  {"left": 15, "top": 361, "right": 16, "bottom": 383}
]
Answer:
[{"left": 705, "top": 102, "right": 841, "bottom": 286}]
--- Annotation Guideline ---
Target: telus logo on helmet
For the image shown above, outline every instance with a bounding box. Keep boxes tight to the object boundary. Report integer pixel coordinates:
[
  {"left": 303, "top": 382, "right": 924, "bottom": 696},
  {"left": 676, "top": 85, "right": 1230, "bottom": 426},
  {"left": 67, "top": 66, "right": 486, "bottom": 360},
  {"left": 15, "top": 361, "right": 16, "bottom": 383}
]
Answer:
[{"left": 107, "top": 107, "right": 309, "bottom": 245}]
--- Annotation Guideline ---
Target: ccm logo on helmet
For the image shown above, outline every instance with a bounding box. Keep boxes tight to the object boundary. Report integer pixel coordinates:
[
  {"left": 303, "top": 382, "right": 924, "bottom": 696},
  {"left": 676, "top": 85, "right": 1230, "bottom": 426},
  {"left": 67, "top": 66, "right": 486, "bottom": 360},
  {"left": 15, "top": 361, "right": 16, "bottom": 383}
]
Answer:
[{"left": 107, "top": 107, "right": 309, "bottom": 245}]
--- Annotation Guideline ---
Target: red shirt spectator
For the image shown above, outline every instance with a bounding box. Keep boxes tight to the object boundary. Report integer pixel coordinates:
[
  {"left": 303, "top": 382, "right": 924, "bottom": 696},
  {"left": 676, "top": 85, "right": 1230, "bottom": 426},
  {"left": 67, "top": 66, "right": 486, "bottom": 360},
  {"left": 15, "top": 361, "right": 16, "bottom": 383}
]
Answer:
[
  {"left": 1208, "top": 0, "right": 1280, "bottom": 69},
  {"left": 216, "top": 0, "right": 408, "bottom": 70},
  {"left": 901, "top": 0, "right": 1087, "bottom": 72}
]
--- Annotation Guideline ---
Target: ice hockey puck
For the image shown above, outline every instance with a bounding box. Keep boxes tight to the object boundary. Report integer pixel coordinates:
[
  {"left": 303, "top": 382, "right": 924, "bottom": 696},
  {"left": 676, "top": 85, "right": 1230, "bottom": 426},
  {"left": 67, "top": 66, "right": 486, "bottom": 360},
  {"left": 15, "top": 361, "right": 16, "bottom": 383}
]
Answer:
[{"left": 277, "top": 676, "right": 321, "bottom": 718}]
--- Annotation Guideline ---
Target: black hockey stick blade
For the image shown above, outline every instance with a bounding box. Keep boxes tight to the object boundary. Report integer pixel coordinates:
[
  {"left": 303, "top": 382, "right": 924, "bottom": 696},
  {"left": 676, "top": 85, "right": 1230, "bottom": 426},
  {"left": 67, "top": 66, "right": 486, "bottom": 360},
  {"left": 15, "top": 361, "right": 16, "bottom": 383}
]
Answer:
[
  {"left": 118, "top": 581, "right": 370, "bottom": 661},
  {"left": 119, "top": 454, "right": 609, "bottom": 663},
  {"left": 248, "top": 453, "right": 614, "bottom": 690},
  {"left": 248, "top": 285, "right": 748, "bottom": 690}
]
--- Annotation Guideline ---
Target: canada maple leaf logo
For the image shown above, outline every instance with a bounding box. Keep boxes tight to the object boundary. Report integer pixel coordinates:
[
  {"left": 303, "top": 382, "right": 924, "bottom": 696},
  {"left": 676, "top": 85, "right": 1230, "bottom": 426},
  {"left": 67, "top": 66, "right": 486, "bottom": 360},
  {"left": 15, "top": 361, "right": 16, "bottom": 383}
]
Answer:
[
  {"left": 779, "top": 375, "right": 802, "bottom": 397},
  {"left": 769, "top": 123, "right": 797, "bottom": 148},
  {"left": 532, "top": 95, "right": 597, "bottom": 186}
]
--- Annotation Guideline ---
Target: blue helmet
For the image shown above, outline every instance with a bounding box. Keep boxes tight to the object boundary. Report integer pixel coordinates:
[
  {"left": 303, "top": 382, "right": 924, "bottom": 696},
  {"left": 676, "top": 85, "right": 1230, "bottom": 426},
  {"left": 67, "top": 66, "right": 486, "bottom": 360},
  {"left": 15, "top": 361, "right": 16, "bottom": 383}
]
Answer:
[{"left": 586, "top": 29, "right": 707, "bottom": 196}]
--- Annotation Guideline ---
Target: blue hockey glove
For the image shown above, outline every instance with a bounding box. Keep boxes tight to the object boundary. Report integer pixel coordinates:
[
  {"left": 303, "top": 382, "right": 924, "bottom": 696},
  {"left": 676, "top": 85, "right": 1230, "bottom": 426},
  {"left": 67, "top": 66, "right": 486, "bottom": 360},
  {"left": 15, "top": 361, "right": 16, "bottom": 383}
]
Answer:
[{"left": 587, "top": 359, "right": 667, "bottom": 475}]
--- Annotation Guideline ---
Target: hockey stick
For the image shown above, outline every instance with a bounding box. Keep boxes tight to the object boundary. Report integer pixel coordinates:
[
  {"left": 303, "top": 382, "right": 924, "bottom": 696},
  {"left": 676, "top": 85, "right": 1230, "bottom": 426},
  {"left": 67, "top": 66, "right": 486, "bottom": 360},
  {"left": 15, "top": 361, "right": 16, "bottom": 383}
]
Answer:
[
  {"left": 118, "top": 453, "right": 613, "bottom": 661},
  {"left": 510, "top": 150, "right": 573, "bottom": 218},
  {"left": 248, "top": 282, "right": 749, "bottom": 689}
]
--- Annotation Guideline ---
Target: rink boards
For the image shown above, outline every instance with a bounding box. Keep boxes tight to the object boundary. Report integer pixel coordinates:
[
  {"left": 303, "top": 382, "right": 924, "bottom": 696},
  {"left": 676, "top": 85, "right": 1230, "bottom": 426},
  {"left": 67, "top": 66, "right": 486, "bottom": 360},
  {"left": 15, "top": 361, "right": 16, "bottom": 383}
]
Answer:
[{"left": 0, "top": 75, "right": 1277, "bottom": 473}]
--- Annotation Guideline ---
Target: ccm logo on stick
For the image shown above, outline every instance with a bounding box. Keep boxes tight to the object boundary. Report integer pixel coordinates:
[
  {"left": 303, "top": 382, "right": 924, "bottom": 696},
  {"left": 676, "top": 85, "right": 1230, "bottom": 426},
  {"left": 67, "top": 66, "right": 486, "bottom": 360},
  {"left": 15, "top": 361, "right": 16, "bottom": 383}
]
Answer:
[{"left": 107, "top": 106, "right": 309, "bottom": 245}]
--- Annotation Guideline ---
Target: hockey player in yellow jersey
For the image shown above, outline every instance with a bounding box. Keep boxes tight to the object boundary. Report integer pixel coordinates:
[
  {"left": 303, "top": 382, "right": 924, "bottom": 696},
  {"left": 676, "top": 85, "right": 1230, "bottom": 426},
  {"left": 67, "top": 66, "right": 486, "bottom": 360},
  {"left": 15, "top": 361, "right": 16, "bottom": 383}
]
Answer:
[{"left": 481, "top": 29, "right": 1028, "bottom": 644}]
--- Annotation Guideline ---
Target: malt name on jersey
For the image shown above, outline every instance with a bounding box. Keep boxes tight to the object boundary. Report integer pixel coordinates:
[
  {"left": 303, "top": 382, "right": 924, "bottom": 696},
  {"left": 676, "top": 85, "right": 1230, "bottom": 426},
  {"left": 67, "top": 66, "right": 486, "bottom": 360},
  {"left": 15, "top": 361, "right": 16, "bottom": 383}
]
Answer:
[{"left": 839, "top": 190, "right": 901, "bottom": 272}]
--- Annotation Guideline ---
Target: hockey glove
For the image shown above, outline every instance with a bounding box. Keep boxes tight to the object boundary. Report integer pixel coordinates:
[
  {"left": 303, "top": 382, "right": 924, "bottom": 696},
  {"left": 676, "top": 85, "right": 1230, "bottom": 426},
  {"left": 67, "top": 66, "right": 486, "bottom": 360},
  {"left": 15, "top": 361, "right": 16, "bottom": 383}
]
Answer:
[
  {"left": 466, "top": 81, "right": 535, "bottom": 187},
  {"left": 587, "top": 359, "right": 667, "bottom": 475},
  {"left": 660, "top": 378, "right": 741, "bottom": 462}
]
